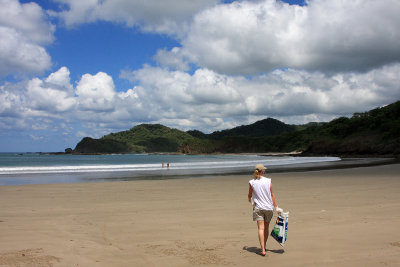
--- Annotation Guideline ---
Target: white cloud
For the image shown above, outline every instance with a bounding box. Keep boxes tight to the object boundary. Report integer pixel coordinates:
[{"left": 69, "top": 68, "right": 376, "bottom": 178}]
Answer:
[
  {"left": 70, "top": 71, "right": 147, "bottom": 128},
  {"left": 159, "top": 0, "right": 400, "bottom": 74},
  {"left": 76, "top": 72, "right": 116, "bottom": 112},
  {"left": 0, "top": 82, "right": 23, "bottom": 117},
  {"left": 121, "top": 63, "right": 400, "bottom": 131},
  {"left": 0, "top": 0, "right": 55, "bottom": 44},
  {"left": 2, "top": 0, "right": 400, "bottom": 152},
  {"left": 25, "top": 67, "right": 76, "bottom": 113},
  {"left": 153, "top": 47, "right": 190, "bottom": 71},
  {"left": 0, "top": 0, "right": 54, "bottom": 77},
  {"left": 1, "top": 62, "right": 400, "bottom": 141},
  {"left": 0, "top": 26, "right": 52, "bottom": 77},
  {"left": 0, "top": 67, "right": 77, "bottom": 134},
  {"left": 45, "top": 66, "right": 74, "bottom": 90},
  {"left": 55, "top": 0, "right": 218, "bottom": 36}
]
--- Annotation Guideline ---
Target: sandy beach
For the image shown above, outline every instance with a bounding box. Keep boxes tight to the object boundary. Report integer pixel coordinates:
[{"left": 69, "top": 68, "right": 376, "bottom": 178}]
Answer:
[{"left": 0, "top": 163, "right": 399, "bottom": 266}]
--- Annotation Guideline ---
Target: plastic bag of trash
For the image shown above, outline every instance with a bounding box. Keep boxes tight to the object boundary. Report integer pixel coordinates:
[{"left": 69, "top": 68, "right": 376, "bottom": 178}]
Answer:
[{"left": 271, "top": 211, "right": 289, "bottom": 247}]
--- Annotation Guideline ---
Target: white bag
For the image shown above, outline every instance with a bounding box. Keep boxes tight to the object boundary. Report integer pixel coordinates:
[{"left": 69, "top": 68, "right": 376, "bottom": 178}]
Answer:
[{"left": 271, "top": 211, "right": 289, "bottom": 247}]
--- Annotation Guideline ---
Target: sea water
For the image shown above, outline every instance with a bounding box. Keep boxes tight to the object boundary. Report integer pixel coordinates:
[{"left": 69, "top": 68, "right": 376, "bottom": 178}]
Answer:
[{"left": 0, "top": 153, "right": 340, "bottom": 186}]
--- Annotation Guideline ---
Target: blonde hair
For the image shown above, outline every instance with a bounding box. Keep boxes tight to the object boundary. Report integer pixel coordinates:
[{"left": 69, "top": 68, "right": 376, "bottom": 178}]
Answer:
[{"left": 253, "top": 169, "right": 262, "bottom": 179}]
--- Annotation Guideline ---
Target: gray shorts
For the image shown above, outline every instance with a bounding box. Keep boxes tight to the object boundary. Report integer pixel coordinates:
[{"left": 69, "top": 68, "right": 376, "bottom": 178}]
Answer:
[{"left": 253, "top": 208, "right": 273, "bottom": 222}]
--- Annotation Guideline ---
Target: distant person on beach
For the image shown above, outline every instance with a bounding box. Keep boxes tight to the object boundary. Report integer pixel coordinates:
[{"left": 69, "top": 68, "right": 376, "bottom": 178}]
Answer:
[{"left": 248, "top": 164, "right": 282, "bottom": 256}]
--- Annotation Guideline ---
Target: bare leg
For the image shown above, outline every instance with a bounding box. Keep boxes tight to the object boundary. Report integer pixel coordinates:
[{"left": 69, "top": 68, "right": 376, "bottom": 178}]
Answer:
[
  {"left": 264, "top": 221, "right": 270, "bottom": 250},
  {"left": 257, "top": 221, "right": 266, "bottom": 255}
]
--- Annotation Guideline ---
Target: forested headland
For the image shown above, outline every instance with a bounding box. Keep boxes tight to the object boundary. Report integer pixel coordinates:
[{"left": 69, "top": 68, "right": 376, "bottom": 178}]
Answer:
[{"left": 71, "top": 100, "right": 400, "bottom": 157}]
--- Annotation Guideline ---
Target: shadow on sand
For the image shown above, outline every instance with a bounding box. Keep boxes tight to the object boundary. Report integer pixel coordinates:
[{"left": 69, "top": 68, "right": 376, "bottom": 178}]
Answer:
[{"left": 243, "top": 246, "right": 285, "bottom": 256}]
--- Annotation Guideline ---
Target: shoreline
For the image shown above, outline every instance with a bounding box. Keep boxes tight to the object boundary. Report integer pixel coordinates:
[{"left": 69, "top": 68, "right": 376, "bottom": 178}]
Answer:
[
  {"left": 0, "top": 156, "right": 397, "bottom": 187},
  {"left": 33, "top": 148, "right": 400, "bottom": 158},
  {"left": 0, "top": 164, "right": 399, "bottom": 266},
  {"left": 266, "top": 156, "right": 399, "bottom": 173}
]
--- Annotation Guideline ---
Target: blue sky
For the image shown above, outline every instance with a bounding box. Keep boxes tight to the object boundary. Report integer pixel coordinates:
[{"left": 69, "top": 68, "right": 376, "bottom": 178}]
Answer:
[
  {"left": 48, "top": 22, "right": 179, "bottom": 90},
  {"left": 1, "top": 0, "right": 400, "bottom": 152}
]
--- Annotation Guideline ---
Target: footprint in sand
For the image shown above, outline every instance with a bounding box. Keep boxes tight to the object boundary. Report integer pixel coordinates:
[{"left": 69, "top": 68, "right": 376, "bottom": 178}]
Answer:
[
  {"left": 0, "top": 248, "right": 60, "bottom": 267},
  {"left": 143, "top": 240, "right": 229, "bottom": 265},
  {"left": 390, "top": 241, "right": 400, "bottom": 247}
]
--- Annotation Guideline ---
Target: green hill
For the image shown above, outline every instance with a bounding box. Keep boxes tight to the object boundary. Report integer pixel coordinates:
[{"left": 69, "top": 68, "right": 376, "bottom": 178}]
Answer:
[
  {"left": 301, "top": 100, "right": 400, "bottom": 156},
  {"left": 74, "top": 137, "right": 131, "bottom": 154},
  {"left": 101, "top": 124, "right": 197, "bottom": 153},
  {"left": 206, "top": 118, "right": 296, "bottom": 139},
  {"left": 180, "top": 101, "right": 400, "bottom": 155},
  {"left": 72, "top": 100, "right": 400, "bottom": 156},
  {"left": 74, "top": 124, "right": 197, "bottom": 154}
]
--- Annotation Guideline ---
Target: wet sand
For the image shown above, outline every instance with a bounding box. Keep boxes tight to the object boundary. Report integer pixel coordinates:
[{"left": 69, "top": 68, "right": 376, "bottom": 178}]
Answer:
[{"left": 0, "top": 164, "right": 399, "bottom": 266}]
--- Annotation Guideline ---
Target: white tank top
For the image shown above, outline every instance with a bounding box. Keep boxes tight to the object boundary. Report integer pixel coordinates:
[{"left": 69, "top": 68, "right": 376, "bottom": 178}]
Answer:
[{"left": 249, "top": 176, "right": 274, "bottom": 210}]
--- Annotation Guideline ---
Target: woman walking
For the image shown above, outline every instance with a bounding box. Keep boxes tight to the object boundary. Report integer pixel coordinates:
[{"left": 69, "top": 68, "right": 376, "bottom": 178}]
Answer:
[{"left": 248, "top": 164, "right": 282, "bottom": 256}]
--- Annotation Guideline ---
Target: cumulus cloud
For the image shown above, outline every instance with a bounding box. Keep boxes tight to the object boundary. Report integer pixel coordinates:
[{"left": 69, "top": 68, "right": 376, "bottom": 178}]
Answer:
[
  {"left": 0, "top": 0, "right": 54, "bottom": 44},
  {"left": 0, "top": 0, "right": 54, "bottom": 77},
  {"left": 156, "top": 0, "right": 400, "bottom": 74},
  {"left": 2, "top": 66, "right": 146, "bottom": 136},
  {"left": 0, "top": 82, "right": 24, "bottom": 118},
  {"left": 50, "top": 0, "right": 400, "bottom": 75},
  {"left": 0, "top": 67, "right": 77, "bottom": 134},
  {"left": 121, "top": 63, "right": 400, "bottom": 132},
  {"left": 153, "top": 47, "right": 191, "bottom": 71},
  {"left": 25, "top": 67, "right": 75, "bottom": 113},
  {"left": 54, "top": 0, "right": 218, "bottom": 36},
  {"left": 76, "top": 72, "right": 117, "bottom": 112},
  {"left": 1, "top": 62, "right": 400, "bottom": 140},
  {"left": 2, "top": 0, "right": 400, "bottom": 147}
]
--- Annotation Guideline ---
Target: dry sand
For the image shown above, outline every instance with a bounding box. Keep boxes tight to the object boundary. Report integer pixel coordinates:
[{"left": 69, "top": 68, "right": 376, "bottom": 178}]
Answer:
[{"left": 0, "top": 164, "right": 399, "bottom": 266}]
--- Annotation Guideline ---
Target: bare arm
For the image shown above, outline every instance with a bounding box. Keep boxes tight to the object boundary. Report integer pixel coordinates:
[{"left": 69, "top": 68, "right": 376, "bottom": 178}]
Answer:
[
  {"left": 270, "top": 182, "right": 278, "bottom": 208},
  {"left": 248, "top": 184, "right": 253, "bottom": 202}
]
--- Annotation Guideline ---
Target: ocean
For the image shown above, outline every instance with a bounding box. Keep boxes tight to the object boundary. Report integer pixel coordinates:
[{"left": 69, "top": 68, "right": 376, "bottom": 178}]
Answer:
[{"left": 0, "top": 152, "right": 345, "bottom": 186}]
